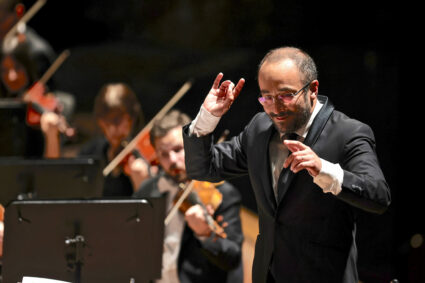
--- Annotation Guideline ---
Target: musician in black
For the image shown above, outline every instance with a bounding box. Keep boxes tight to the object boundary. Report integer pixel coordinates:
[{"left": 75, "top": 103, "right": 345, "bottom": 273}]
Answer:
[{"left": 134, "top": 109, "right": 243, "bottom": 283}]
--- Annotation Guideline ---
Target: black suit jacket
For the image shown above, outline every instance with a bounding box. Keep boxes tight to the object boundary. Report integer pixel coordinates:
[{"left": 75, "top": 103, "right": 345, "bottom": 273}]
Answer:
[
  {"left": 183, "top": 96, "right": 391, "bottom": 283},
  {"left": 133, "top": 175, "right": 244, "bottom": 283}
]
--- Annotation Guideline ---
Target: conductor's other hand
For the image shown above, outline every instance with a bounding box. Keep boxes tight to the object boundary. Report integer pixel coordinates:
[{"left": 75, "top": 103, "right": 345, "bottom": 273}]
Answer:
[{"left": 202, "top": 73, "right": 245, "bottom": 117}]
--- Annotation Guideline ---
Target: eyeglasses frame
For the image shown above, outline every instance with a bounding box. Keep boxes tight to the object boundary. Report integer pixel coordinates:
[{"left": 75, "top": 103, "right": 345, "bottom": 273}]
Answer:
[{"left": 258, "top": 81, "right": 312, "bottom": 106}]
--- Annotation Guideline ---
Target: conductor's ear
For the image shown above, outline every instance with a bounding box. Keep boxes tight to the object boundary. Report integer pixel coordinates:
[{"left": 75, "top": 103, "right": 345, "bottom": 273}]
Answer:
[{"left": 309, "top": 80, "right": 319, "bottom": 98}]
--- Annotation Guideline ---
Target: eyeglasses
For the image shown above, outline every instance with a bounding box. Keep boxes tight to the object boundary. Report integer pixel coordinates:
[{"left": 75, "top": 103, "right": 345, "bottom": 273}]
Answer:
[{"left": 258, "top": 81, "right": 311, "bottom": 106}]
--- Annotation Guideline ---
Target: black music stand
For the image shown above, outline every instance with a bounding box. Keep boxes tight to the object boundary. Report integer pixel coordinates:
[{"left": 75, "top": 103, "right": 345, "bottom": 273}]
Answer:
[
  {"left": 0, "top": 157, "right": 104, "bottom": 207},
  {"left": 2, "top": 197, "right": 165, "bottom": 283}
]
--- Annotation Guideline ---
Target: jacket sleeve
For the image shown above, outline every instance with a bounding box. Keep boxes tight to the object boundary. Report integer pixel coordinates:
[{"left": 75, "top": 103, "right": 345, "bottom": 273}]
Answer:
[
  {"left": 336, "top": 122, "right": 391, "bottom": 214},
  {"left": 182, "top": 122, "right": 250, "bottom": 183}
]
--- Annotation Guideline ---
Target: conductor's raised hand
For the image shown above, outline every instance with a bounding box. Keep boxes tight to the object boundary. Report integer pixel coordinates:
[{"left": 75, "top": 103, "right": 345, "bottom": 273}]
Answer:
[{"left": 202, "top": 73, "right": 245, "bottom": 117}]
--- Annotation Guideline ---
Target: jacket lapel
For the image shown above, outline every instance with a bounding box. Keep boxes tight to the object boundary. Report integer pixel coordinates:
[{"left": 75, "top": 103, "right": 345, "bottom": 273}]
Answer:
[
  {"left": 277, "top": 96, "right": 334, "bottom": 205},
  {"left": 255, "top": 115, "right": 278, "bottom": 213}
]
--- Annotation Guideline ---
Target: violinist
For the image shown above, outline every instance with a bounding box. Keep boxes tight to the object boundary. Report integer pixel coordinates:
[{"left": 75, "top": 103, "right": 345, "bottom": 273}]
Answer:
[
  {"left": 79, "top": 82, "right": 153, "bottom": 196},
  {"left": 133, "top": 109, "right": 243, "bottom": 283},
  {"left": 0, "top": 0, "right": 75, "bottom": 158},
  {"left": 0, "top": 44, "right": 62, "bottom": 158}
]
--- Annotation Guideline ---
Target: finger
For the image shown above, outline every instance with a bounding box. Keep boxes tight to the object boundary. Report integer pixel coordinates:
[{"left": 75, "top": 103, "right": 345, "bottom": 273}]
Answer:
[
  {"left": 290, "top": 154, "right": 307, "bottom": 171},
  {"left": 226, "top": 82, "right": 235, "bottom": 101},
  {"left": 217, "top": 80, "right": 232, "bottom": 97},
  {"left": 233, "top": 78, "right": 245, "bottom": 99},
  {"left": 284, "top": 140, "right": 307, "bottom": 152},
  {"left": 291, "top": 160, "right": 312, "bottom": 173},
  {"left": 206, "top": 204, "right": 215, "bottom": 215},
  {"left": 283, "top": 153, "right": 294, "bottom": 168},
  {"left": 285, "top": 150, "right": 306, "bottom": 170},
  {"left": 212, "top": 72, "right": 224, "bottom": 89},
  {"left": 127, "top": 154, "right": 136, "bottom": 165}
]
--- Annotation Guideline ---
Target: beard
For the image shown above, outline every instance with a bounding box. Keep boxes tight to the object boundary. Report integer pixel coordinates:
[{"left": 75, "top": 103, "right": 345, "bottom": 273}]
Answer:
[
  {"left": 268, "top": 98, "right": 311, "bottom": 134},
  {"left": 166, "top": 165, "right": 188, "bottom": 183}
]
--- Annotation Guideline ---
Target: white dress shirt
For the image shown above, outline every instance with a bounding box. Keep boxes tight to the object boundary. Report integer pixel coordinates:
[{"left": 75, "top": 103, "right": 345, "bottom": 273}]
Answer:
[{"left": 156, "top": 176, "right": 186, "bottom": 283}]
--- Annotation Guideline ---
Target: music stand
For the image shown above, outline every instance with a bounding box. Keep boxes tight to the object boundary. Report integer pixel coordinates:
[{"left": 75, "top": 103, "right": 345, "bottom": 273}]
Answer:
[
  {"left": 2, "top": 197, "right": 165, "bottom": 283},
  {"left": 0, "top": 99, "right": 27, "bottom": 156},
  {"left": 0, "top": 157, "right": 104, "bottom": 207}
]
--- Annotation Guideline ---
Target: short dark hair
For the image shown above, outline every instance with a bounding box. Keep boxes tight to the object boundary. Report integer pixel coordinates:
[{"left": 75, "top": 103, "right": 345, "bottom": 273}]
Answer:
[
  {"left": 94, "top": 83, "right": 141, "bottom": 120},
  {"left": 258, "top": 46, "right": 318, "bottom": 84},
  {"left": 94, "top": 82, "right": 144, "bottom": 135},
  {"left": 149, "top": 109, "right": 191, "bottom": 147}
]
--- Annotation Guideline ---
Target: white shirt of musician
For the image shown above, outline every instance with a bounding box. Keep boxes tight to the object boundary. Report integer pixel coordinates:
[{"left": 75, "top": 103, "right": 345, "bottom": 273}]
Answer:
[{"left": 157, "top": 176, "right": 185, "bottom": 283}]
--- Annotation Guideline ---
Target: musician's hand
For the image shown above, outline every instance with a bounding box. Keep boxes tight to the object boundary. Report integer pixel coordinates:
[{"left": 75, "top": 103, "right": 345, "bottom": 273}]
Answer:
[
  {"left": 124, "top": 155, "right": 151, "bottom": 192},
  {"left": 283, "top": 140, "right": 322, "bottom": 177},
  {"left": 40, "top": 112, "right": 61, "bottom": 158},
  {"left": 185, "top": 204, "right": 213, "bottom": 237},
  {"left": 202, "top": 73, "right": 245, "bottom": 117},
  {"left": 40, "top": 112, "right": 61, "bottom": 136}
]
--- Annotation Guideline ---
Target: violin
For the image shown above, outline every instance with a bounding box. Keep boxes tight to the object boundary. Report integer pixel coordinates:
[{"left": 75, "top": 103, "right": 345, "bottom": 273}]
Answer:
[
  {"left": 22, "top": 49, "right": 75, "bottom": 137},
  {"left": 119, "top": 129, "right": 158, "bottom": 168},
  {"left": 113, "top": 134, "right": 159, "bottom": 180},
  {"left": 103, "top": 80, "right": 193, "bottom": 177},
  {"left": 169, "top": 180, "right": 227, "bottom": 239}
]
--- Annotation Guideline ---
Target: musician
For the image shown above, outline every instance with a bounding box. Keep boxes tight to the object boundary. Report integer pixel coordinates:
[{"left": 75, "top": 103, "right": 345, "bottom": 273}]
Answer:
[
  {"left": 133, "top": 109, "right": 243, "bottom": 283},
  {"left": 0, "top": 0, "right": 74, "bottom": 158},
  {"left": 79, "top": 82, "right": 152, "bottom": 196},
  {"left": 1, "top": 0, "right": 56, "bottom": 90}
]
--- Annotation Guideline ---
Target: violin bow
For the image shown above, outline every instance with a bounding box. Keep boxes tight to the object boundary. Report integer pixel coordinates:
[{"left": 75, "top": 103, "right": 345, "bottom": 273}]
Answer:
[
  {"left": 38, "top": 49, "right": 70, "bottom": 86},
  {"left": 22, "top": 49, "right": 70, "bottom": 103},
  {"left": 164, "top": 181, "right": 195, "bottom": 225},
  {"left": 2, "top": 0, "right": 47, "bottom": 52},
  {"left": 102, "top": 80, "right": 193, "bottom": 176}
]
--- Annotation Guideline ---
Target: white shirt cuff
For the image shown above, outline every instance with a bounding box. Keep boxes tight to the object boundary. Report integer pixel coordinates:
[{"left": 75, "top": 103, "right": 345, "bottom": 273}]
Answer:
[
  {"left": 189, "top": 106, "right": 221, "bottom": 137},
  {"left": 313, "top": 159, "right": 343, "bottom": 195}
]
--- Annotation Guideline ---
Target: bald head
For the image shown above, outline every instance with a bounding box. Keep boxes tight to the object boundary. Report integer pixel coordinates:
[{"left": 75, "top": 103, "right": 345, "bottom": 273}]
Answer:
[{"left": 258, "top": 47, "right": 318, "bottom": 85}]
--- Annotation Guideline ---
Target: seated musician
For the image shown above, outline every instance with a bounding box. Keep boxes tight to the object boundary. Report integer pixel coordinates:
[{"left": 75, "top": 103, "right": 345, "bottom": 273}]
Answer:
[
  {"left": 0, "top": 0, "right": 76, "bottom": 159},
  {"left": 79, "top": 82, "right": 152, "bottom": 196},
  {"left": 0, "top": 43, "right": 63, "bottom": 158},
  {"left": 133, "top": 109, "right": 243, "bottom": 283}
]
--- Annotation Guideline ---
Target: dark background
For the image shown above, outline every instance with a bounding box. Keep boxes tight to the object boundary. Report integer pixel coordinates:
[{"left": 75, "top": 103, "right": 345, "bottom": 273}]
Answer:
[{"left": 22, "top": 0, "right": 422, "bottom": 282}]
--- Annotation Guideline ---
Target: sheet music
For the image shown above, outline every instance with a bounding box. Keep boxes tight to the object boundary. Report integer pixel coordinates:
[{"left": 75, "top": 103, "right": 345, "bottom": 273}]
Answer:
[{"left": 21, "top": 277, "right": 71, "bottom": 283}]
